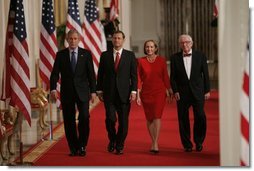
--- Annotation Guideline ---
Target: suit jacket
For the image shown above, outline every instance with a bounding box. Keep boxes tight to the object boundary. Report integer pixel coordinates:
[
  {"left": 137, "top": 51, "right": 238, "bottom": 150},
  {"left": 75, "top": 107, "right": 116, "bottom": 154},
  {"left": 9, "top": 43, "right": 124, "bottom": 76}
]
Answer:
[
  {"left": 96, "top": 49, "right": 137, "bottom": 103},
  {"left": 50, "top": 47, "right": 96, "bottom": 103},
  {"left": 170, "top": 50, "right": 210, "bottom": 101}
]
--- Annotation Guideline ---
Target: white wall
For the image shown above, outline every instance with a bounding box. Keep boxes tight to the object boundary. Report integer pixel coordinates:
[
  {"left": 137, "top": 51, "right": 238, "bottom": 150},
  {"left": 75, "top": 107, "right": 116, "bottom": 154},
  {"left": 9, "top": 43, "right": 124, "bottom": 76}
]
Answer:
[{"left": 130, "top": 0, "right": 160, "bottom": 57}]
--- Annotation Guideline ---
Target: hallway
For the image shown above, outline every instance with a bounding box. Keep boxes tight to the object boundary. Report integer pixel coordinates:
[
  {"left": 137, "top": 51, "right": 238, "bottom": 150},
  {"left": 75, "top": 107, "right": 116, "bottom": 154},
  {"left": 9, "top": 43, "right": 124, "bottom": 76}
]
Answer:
[{"left": 0, "top": 91, "right": 219, "bottom": 166}]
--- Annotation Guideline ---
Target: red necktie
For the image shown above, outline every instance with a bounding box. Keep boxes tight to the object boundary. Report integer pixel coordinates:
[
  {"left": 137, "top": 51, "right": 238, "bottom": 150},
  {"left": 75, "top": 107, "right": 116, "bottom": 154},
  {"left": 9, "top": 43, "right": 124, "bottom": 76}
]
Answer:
[{"left": 115, "top": 52, "right": 120, "bottom": 71}]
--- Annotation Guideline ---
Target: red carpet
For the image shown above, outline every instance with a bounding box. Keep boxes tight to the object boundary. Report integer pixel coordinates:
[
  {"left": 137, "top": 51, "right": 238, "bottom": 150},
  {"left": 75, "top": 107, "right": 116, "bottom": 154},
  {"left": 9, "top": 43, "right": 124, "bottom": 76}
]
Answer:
[{"left": 32, "top": 90, "right": 220, "bottom": 166}]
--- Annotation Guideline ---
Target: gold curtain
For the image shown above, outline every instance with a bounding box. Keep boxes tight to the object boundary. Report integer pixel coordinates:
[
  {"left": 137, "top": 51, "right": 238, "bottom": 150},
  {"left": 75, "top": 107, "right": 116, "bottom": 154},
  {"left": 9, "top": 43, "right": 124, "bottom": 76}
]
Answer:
[{"left": 54, "top": 0, "right": 67, "bottom": 26}]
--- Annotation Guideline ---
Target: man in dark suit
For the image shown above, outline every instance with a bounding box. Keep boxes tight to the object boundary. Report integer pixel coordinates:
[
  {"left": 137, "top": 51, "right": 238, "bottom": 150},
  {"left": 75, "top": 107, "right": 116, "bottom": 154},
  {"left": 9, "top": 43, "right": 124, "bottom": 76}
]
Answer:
[
  {"left": 170, "top": 34, "right": 210, "bottom": 152},
  {"left": 50, "top": 30, "right": 96, "bottom": 156},
  {"left": 97, "top": 30, "right": 137, "bottom": 155}
]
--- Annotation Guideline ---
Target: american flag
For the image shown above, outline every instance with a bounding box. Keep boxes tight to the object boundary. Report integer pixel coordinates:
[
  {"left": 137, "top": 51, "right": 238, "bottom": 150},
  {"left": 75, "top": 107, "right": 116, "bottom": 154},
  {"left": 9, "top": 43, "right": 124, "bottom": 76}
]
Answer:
[
  {"left": 65, "top": 0, "right": 85, "bottom": 48},
  {"left": 110, "top": 0, "right": 119, "bottom": 21},
  {"left": 0, "top": 0, "right": 13, "bottom": 102},
  {"left": 213, "top": 0, "right": 218, "bottom": 17},
  {"left": 83, "top": 0, "right": 106, "bottom": 74},
  {"left": 1, "top": 0, "right": 31, "bottom": 126},
  {"left": 39, "top": 0, "right": 57, "bottom": 91},
  {"left": 240, "top": 44, "right": 249, "bottom": 166}
]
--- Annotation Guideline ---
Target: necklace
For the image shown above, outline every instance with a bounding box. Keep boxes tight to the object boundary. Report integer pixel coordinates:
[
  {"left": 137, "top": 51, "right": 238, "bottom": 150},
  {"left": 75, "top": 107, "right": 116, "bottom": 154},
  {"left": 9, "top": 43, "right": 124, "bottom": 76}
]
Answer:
[{"left": 146, "top": 56, "right": 156, "bottom": 63}]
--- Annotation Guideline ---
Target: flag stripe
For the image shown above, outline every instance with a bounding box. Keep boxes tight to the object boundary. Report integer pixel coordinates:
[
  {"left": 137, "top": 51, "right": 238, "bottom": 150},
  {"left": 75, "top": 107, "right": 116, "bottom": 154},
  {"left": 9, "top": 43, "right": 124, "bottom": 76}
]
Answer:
[
  {"left": 10, "top": 77, "right": 31, "bottom": 124},
  {"left": 240, "top": 44, "right": 249, "bottom": 166},
  {"left": 11, "top": 56, "right": 30, "bottom": 102},
  {"left": 242, "top": 73, "right": 249, "bottom": 96},
  {"left": 65, "top": 5, "right": 85, "bottom": 48},
  {"left": 241, "top": 114, "right": 249, "bottom": 142},
  {"left": 110, "top": 0, "right": 119, "bottom": 21},
  {"left": 83, "top": 0, "right": 107, "bottom": 76},
  {"left": 40, "top": 27, "right": 57, "bottom": 61},
  {"left": 84, "top": 20, "right": 103, "bottom": 52},
  {"left": 1, "top": 0, "right": 31, "bottom": 125},
  {"left": 39, "top": 0, "right": 57, "bottom": 91},
  {"left": 12, "top": 38, "right": 30, "bottom": 77},
  {"left": 240, "top": 136, "right": 249, "bottom": 166},
  {"left": 240, "top": 89, "right": 249, "bottom": 121},
  {"left": 1, "top": 2, "right": 15, "bottom": 100},
  {"left": 40, "top": 35, "right": 55, "bottom": 68}
]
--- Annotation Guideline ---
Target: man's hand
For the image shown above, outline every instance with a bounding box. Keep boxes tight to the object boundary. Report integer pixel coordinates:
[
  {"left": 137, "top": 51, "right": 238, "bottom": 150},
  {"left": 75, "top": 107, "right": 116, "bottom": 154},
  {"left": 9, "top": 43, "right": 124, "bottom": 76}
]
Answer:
[
  {"left": 50, "top": 91, "right": 57, "bottom": 102},
  {"left": 97, "top": 92, "right": 104, "bottom": 102},
  {"left": 174, "top": 92, "right": 180, "bottom": 101},
  {"left": 167, "top": 88, "right": 174, "bottom": 103},
  {"left": 90, "top": 93, "right": 97, "bottom": 103},
  {"left": 129, "top": 93, "right": 136, "bottom": 101},
  {"left": 205, "top": 92, "right": 210, "bottom": 100}
]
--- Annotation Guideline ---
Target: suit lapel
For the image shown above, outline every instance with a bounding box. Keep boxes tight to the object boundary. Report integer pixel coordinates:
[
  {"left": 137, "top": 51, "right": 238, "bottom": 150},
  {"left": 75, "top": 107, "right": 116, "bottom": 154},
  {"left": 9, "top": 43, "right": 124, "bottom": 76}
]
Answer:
[
  {"left": 109, "top": 50, "right": 115, "bottom": 71},
  {"left": 64, "top": 48, "right": 73, "bottom": 72},
  {"left": 75, "top": 47, "right": 83, "bottom": 73},
  {"left": 189, "top": 51, "right": 196, "bottom": 80}
]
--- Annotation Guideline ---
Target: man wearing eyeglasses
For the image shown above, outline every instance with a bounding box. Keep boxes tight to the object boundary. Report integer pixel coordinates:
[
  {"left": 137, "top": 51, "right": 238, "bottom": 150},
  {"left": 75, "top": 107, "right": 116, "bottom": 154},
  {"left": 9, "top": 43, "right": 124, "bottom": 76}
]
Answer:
[{"left": 170, "top": 34, "right": 210, "bottom": 152}]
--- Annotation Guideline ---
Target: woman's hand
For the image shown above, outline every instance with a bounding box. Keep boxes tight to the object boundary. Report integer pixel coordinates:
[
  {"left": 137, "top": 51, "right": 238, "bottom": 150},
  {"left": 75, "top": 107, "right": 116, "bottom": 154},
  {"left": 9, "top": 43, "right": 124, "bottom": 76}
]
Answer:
[{"left": 136, "top": 96, "right": 142, "bottom": 106}]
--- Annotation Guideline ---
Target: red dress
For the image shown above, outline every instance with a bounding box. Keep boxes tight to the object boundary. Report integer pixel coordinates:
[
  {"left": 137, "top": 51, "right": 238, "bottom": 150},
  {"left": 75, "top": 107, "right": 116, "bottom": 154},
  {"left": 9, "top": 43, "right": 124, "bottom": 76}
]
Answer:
[{"left": 137, "top": 56, "right": 170, "bottom": 121}]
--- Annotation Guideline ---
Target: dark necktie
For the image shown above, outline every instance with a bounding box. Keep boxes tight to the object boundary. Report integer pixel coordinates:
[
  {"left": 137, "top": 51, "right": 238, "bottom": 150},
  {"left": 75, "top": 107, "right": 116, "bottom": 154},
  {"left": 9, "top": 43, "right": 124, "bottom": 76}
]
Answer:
[
  {"left": 183, "top": 53, "right": 192, "bottom": 57},
  {"left": 115, "top": 52, "right": 120, "bottom": 71},
  {"left": 71, "top": 51, "right": 76, "bottom": 73}
]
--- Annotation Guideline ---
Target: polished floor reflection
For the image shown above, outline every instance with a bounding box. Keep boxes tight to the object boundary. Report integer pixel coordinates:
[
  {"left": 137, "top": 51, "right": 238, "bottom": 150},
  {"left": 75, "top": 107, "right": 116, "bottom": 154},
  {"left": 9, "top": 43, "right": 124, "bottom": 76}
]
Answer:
[{"left": 0, "top": 103, "right": 63, "bottom": 165}]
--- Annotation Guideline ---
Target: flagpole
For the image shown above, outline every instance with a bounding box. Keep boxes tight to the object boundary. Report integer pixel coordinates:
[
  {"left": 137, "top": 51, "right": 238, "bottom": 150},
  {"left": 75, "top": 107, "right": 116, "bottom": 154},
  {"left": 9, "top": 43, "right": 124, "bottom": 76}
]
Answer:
[
  {"left": 18, "top": 112, "right": 23, "bottom": 164},
  {"left": 10, "top": 110, "right": 33, "bottom": 166},
  {"left": 41, "top": 96, "right": 58, "bottom": 142},
  {"left": 48, "top": 98, "right": 58, "bottom": 141},
  {"left": 49, "top": 100, "right": 53, "bottom": 140}
]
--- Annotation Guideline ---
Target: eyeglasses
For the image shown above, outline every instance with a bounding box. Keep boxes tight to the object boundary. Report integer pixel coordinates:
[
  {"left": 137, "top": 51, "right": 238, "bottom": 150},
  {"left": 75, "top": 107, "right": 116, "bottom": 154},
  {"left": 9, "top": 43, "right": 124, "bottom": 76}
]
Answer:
[{"left": 180, "top": 41, "right": 192, "bottom": 45}]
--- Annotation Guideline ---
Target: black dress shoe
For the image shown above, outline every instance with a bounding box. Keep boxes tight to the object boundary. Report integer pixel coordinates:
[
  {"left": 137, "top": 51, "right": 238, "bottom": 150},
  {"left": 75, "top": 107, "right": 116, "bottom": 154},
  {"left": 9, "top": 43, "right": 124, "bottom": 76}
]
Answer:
[
  {"left": 107, "top": 142, "right": 115, "bottom": 153},
  {"left": 184, "top": 147, "right": 192, "bottom": 152},
  {"left": 196, "top": 145, "right": 203, "bottom": 152},
  {"left": 69, "top": 150, "right": 78, "bottom": 156},
  {"left": 115, "top": 149, "right": 123, "bottom": 155},
  {"left": 79, "top": 147, "right": 86, "bottom": 156}
]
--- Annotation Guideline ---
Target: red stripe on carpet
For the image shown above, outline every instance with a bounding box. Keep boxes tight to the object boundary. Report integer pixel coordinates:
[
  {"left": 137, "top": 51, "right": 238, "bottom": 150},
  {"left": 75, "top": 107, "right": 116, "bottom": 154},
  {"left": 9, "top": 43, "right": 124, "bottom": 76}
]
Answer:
[{"left": 33, "top": 90, "right": 220, "bottom": 166}]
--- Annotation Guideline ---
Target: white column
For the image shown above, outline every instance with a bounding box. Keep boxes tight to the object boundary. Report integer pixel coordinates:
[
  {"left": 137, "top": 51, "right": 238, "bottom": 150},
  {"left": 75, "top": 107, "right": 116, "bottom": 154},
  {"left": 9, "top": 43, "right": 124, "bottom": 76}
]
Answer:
[
  {"left": 119, "top": 0, "right": 131, "bottom": 50},
  {"left": 219, "top": 0, "right": 249, "bottom": 166}
]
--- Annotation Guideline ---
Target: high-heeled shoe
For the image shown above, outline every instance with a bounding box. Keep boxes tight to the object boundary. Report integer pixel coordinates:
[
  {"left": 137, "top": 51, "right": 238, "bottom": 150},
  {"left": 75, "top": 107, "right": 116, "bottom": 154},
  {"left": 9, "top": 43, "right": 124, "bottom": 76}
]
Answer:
[{"left": 149, "top": 149, "right": 159, "bottom": 154}]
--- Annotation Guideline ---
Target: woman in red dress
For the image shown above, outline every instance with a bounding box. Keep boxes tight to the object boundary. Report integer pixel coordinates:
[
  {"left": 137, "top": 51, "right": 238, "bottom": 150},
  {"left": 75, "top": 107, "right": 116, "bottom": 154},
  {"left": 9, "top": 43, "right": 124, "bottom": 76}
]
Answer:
[{"left": 137, "top": 40, "right": 172, "bottom": 153}]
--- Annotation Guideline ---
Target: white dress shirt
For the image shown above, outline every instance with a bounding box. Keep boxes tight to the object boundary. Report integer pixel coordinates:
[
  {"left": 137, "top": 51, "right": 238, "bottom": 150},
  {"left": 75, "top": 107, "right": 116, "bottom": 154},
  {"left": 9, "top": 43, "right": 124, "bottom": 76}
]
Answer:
[
  {"left": 69, "top": 47, "right": 78, "bottom": 61},
  {"left": 183, "top": 50, "right": 192, "bottom": 79},
  {"left": 113, "top": 48, "right": 123, "bottom": 61}
]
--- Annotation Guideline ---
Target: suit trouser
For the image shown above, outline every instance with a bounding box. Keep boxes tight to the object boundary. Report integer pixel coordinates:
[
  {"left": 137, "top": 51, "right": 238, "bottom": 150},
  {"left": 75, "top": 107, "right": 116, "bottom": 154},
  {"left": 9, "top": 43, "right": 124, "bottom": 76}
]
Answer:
[
  {"left": 62, "top": 95, "right": 90, "bottom": 152},
  {"left": 176, "top": 89, "right": 206, "bottom": 148},
  {"left": 104, "top": 91, "right": 131, "bottom": 150}
]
